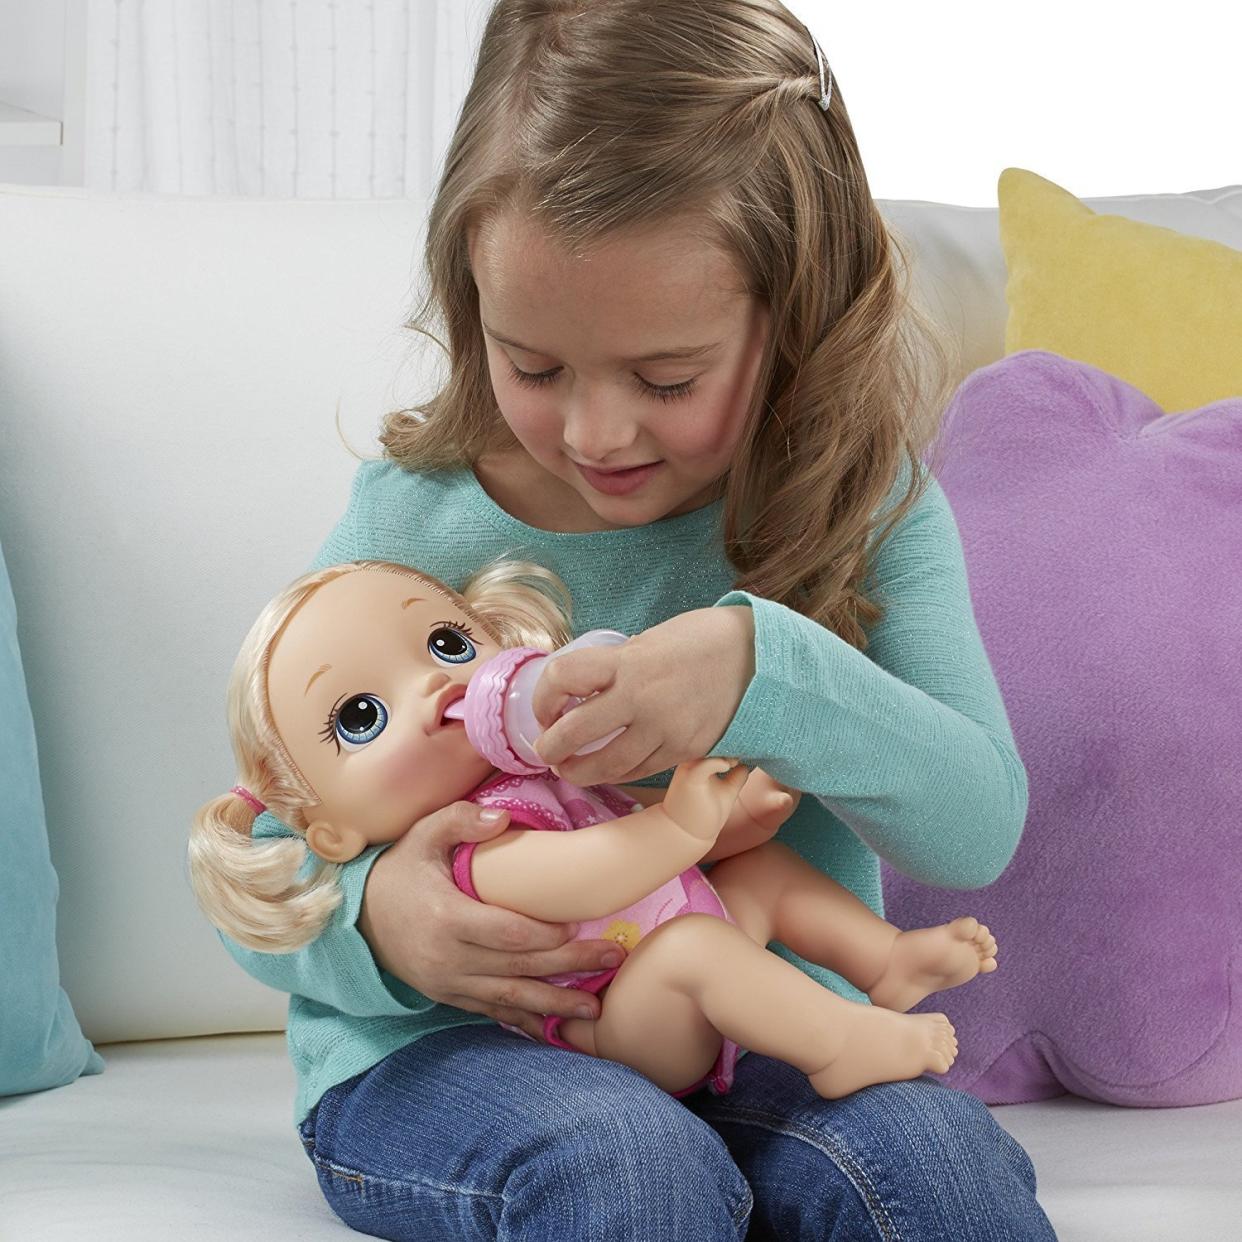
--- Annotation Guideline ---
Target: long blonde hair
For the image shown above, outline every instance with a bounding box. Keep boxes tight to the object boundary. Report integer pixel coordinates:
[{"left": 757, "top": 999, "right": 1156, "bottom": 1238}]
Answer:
[
  {"left": 379, "top": 0, "right": 959, "bottom": 649},
  {"left": 188, "top": 558, "right": 573, "bottom": 953}
]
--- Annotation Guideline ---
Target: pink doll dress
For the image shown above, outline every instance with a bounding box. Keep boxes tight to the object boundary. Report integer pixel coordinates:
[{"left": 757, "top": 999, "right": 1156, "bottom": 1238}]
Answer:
[{"left": 451, "top": 769, "right": 741, "bottom": 1097}]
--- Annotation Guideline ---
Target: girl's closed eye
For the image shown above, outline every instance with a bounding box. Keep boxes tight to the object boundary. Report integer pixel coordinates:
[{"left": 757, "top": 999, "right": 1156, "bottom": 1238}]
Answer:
[{"left": 506, "top": 361, "right": 697, "bottom": 405}]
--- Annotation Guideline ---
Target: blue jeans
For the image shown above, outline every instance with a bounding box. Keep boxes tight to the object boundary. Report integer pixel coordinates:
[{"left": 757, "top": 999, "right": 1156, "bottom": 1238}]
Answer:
[{"left": 296, "top": 1025, "right": 1057, "bottom": 1240}]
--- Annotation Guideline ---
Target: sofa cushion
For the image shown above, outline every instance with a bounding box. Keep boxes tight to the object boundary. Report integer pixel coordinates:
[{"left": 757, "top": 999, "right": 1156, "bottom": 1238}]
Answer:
[
  {"left": 882, "top": 349, "right": 1242, "bottom": 1107},
  {"left": 999, "top": 168, "right": 1242, "bottom": 412},
  {"left": 0, "top": 536, "right": 103, "bottom": 1096},
  {"left": 1, "top": 1033, "right": 1239, "bottom": 1242},
  {"left": 0, "top": 182, "right": 1236, "bottom": 1044}
]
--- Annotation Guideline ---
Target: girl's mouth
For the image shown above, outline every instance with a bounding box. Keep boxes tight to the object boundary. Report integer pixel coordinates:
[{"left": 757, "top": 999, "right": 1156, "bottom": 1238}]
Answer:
[{"left": 574, "top": 460, "right": 663, "bottom": 495}]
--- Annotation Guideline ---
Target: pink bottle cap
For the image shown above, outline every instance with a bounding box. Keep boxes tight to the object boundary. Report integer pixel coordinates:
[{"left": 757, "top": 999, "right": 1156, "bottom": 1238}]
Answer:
[{"left": 457, "top": 646, "right": 547, "bottom": 774}]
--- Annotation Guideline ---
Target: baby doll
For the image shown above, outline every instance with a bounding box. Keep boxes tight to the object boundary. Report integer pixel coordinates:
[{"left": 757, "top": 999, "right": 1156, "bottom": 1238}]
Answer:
[{"left": 190, "top": 557, "right": 998, "bottom": 1100}]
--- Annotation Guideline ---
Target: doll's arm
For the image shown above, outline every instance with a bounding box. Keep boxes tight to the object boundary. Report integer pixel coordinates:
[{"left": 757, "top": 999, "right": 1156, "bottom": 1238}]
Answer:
[
  {"left": 470, "top": 759, "right": 745, "bottom": 920},
  {"left": 618, "top": 769, "right": 800, "bottom": 863}
]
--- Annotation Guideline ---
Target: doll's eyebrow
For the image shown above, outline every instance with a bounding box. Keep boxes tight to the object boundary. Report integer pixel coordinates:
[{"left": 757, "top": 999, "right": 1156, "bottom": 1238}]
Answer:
[
  {"left": 302, "top": 598, "right": 436, "bottom": 695},
  {"left": 304, "top": 665, "right": 332, "bottom": 696}
]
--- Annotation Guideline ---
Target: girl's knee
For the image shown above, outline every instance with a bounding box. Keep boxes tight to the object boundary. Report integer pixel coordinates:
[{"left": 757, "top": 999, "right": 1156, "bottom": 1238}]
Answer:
[{"left": 524, "top": 1074, "right": 753, "bottom": 1236}]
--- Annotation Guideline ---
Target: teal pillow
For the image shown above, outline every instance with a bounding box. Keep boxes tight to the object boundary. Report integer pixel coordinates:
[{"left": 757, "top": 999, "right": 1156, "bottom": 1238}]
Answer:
[{"left": 0, "top": 536, "right": 103, "bottom": 1094}]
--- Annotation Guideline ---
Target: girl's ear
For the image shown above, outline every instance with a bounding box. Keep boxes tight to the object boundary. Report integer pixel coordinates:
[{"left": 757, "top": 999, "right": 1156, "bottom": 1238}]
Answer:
[{"left": 304, "top": 818, "right": 369, "bottom": 864}]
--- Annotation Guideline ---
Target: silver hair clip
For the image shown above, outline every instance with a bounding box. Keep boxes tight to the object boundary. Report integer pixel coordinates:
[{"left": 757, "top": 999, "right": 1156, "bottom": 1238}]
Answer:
[{"left": 812, "top": 35, "right": 833, "bottom": 112}]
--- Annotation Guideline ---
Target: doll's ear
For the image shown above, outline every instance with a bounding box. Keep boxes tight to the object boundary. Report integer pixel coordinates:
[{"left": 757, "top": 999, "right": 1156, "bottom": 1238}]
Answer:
[{"left": 304, "top": 818, "right": 368, "bottom": 864}]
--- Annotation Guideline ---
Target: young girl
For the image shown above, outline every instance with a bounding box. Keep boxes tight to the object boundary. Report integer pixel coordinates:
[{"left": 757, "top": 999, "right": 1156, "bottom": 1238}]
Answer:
[
  {"left": 192, "top": 557, "right": 998, "bottom": 1103},
  {"left": 209, "top": 1, "right": 1056, "bottom": 1236}
]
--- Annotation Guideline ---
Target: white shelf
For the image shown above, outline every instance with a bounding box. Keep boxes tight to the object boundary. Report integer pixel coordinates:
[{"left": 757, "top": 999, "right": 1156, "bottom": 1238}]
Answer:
[{"left": 0, "top": 99, "right": 63, "bottom": 147}]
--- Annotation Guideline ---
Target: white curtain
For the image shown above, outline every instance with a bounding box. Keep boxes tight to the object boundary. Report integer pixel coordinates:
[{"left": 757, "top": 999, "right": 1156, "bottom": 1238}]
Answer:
[{"left": 83, "top": 0, "right": 490, "bottom": 198}]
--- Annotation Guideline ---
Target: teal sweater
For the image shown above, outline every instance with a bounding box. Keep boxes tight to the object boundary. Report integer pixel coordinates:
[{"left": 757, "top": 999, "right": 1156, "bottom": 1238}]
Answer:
[{"left": 225, "top": 457, "right": 1028, "bottom": 1126}]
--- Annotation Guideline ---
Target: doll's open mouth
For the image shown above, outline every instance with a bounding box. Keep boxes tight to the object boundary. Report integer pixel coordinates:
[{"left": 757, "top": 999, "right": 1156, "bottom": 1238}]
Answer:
[{"left": 431, "top": 685, "right": 468, "bottom": 731}]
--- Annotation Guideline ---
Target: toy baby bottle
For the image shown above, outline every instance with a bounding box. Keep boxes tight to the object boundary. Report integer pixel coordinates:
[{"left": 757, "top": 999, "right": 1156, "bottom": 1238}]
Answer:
[{"left": 441, "top": 630, "right": 628, "bottom": 775}]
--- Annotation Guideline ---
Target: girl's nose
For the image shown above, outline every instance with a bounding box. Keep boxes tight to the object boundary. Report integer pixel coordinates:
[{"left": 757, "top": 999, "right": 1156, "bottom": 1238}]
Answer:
[{"left": 562, "top": 395, "right": 638, "bottom": 463}]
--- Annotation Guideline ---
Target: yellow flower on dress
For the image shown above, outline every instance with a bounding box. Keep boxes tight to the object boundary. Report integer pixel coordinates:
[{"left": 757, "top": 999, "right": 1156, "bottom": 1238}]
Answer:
[{"left": 602, "top": 920, "right": 642, "bottom": 951}]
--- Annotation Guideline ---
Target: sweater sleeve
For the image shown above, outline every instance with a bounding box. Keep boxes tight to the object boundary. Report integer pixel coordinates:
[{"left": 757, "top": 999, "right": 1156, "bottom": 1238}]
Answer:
[
  {"left": 706, "top": 471, "right": 1028, "bottom": 890},
  {"left": 216, "top": 839, "right": 436, "bottom": 1017},
  {"left": 215, "top": 460, "right": 438, "bottom": 1015}
]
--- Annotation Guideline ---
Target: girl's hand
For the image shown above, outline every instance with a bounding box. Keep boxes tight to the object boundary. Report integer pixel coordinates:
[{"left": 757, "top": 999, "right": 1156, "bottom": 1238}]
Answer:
[
  {"left": 357, "top": 801, "right": 627, "bottom": 1042},
  {"left": 531, "top": 606, "right": 756, "bottom": 786}
]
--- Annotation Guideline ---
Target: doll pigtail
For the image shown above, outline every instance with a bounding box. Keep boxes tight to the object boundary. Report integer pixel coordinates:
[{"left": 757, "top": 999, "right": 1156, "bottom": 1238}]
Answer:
[
  {"left": 188, "top": 790, "right": 342, "bottom": 954},
  {"left": 187, "top": 565, "right": 361, "bottom": 953}
]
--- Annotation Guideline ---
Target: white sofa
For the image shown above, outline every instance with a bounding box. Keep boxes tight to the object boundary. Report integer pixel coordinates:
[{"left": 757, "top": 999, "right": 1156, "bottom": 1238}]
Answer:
[{"left": 1, "top": 181, "right": 1240, "bottom": 1241}]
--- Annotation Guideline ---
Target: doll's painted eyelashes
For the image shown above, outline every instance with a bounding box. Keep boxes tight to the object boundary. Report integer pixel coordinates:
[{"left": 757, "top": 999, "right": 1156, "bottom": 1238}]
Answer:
[
  {"left": 428, "top": 623, "right": 477, "bottom": 665},
  {"left": 320, "top": 693, "right": 389, "bottom": 754}
]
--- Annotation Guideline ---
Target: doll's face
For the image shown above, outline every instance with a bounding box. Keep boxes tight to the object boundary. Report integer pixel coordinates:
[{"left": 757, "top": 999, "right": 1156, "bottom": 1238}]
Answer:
[{"left": 266, "top": 568, "right": 499, "bottom": 862}]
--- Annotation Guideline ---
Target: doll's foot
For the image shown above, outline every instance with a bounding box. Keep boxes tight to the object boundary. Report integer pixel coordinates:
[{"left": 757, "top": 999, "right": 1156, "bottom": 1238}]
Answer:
[
  {"left": 808, "top": 1009, "right": 958, "bottom": 1099},
  {"left": 867, "top": 917, "right": 998, "bottom": 1013}
]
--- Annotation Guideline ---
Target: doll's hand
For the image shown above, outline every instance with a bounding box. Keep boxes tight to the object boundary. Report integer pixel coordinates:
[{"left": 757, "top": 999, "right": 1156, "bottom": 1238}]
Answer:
[
  {"left": 732, "top": 767, "right": 801, "bottom": 839},
  {"left": 531, "top": 606, "right": 755, "bottom": 786},
  {"left": 703, "top": 768, "right": 802, "bottom": 862},
  {"left": 357, "top": 801, "right": 628, "bottom": 1042},
  {"left": 662, "top": 757, "right": 750, "bottom": 844}
]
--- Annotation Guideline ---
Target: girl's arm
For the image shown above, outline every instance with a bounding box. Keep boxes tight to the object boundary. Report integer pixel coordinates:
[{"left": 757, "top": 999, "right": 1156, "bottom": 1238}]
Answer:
[{"left": 705, "top": 469, "right": 1028, "bottom": 890}]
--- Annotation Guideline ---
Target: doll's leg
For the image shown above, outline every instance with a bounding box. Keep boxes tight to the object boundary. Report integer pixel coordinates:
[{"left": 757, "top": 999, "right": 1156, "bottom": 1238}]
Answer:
[
  {"left": 558, "top": 912, "right": 958, "bottom": 1100},
  {"left": 707, "top": 841, "right": 998, "bottom": 1013}
]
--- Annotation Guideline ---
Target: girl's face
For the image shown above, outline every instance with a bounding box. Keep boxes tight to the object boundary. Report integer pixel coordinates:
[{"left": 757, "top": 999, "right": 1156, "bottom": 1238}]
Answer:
[
  {"left": 469, "top": 208, "right": 770, "bottom": 530},
  {"left": 266, "top": 569, "right": 499, "bottom": 858}
]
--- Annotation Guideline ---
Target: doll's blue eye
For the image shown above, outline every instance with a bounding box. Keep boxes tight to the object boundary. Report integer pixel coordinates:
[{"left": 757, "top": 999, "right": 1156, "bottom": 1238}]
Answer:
[
  {"left": 428, "top": 625, "right": 477, "bottom": 665},
  {"left": 334, "top": 695, "right": 388, "bottom": 748}
]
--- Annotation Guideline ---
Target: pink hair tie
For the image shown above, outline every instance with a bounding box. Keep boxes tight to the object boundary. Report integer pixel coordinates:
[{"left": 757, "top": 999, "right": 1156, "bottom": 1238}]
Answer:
[{"left": 231, "top": 785, "right": 266, "bottom": 815}]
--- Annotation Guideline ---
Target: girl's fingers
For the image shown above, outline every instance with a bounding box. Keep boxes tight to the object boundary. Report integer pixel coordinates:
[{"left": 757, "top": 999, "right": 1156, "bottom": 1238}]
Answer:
[
  {"left": 548, "top": 725, "right": 661, "bottom": 788},
  {"left": 533, "top": 693, "right": 630, "bottom": 766},
  {"left": 604, "top": 741, "right": 681, "bottom": 786},
  {"left": 459, "top": 936, "right": 624, "bottom": 984},
  {"left": 530, "top": 648, "right": 618, "bottom": 729},
  {"left": 442, "top": 993, "right": 547, "bottom": 1040},
  {"left": 448, "top": 974, "right": 605, "bottom": 1024}
]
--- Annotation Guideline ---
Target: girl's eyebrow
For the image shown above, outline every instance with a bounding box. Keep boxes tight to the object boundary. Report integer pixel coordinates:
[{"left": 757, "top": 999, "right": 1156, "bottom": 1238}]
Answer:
[{"left": 482, "top": 322, "right": 721, "bottom": 364}]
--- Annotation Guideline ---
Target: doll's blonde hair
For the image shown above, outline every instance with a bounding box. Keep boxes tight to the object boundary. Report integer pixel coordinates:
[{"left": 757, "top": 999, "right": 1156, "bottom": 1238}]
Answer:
[
  {"left": 188, "top": 558, "right": 572, "bottom": 953},
  {"left": 376, "top": 0, "right": 960, "bottom": 651}
]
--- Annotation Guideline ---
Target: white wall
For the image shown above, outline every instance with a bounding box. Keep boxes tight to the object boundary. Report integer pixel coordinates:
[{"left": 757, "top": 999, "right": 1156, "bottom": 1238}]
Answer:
[
  {"left": 1, "top": 0, "right": 1238, "bottom": 204},
  {"left": 789, "top": 0, "right": 1240, "bottom": 204},
  {"left": 0, "top": 0, "right": 79, "bottom": 186}
]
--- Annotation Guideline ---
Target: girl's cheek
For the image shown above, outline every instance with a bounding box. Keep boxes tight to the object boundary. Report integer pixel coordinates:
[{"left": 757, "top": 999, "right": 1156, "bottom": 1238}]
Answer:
[
  {"left": 499, "top": 396, "right": 561, "bottom": 455},
  {"left": 665, "top": 404, "right": 737, "bottom": 462}
]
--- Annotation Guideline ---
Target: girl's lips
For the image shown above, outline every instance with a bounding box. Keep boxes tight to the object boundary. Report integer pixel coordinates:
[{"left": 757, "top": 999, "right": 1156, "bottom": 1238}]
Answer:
[{"left": 574, "top": 460, "right": 663, "bottom": 496}]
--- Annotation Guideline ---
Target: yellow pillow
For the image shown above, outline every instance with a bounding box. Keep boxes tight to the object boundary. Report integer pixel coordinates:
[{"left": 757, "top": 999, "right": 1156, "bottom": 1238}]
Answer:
[{"left": 998, "top": 168, "right": 1242, "bottom": 413}]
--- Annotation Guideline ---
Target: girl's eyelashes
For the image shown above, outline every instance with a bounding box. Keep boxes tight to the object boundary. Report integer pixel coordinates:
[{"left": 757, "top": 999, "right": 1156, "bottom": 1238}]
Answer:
[
  {"left": 506, "top": 360, "right": 697, "bottom": 404},
  {"left": 320, "top": 693, "right": 389, "bottom": 755}
]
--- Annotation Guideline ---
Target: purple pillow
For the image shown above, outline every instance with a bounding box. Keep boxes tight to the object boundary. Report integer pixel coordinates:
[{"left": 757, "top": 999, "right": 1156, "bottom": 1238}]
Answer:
[{"left": 881, "top": 349, "right": 1242, "bottom": 1107}]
